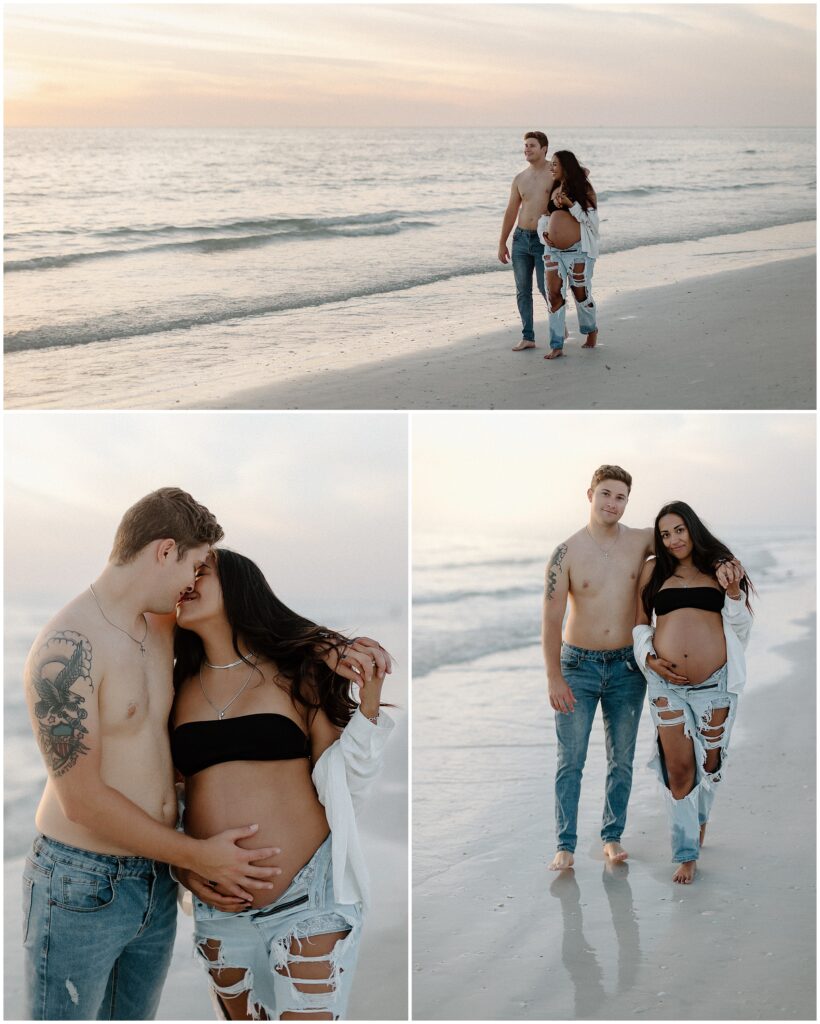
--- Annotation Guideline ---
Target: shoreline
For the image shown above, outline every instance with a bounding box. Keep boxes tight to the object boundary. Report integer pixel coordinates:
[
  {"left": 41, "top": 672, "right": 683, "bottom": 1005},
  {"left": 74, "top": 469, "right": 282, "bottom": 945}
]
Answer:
[
  {"left": 413, "top": 607, "right": 816, "bottom": 1019},
  {"left": 4, "top": 221, "right": 815, "bottom": 410}
]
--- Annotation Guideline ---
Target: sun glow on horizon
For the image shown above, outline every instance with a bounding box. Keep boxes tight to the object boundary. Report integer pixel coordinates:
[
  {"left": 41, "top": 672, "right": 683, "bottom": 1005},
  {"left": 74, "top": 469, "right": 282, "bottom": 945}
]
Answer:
[{"left": 4, "top": 4, "right": 816, "bottom": 128}]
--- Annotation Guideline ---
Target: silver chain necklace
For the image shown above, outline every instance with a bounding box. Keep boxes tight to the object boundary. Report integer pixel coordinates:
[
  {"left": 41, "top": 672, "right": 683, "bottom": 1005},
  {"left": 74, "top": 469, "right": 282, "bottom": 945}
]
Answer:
[
  {"left": 205, "top": 651, "right": 255, "bottom": 669},
  {"left": 673, "top": 568, "right": 699, "bottom": 588},
  {"left": 89, "top": 584, "right": 147, "bottom": 655},
  {"left": 585, "top": 524, "right": 621, "bottom": 560},
  {"left": 199, "top": 659, "right": 256, "bottom": 721}
]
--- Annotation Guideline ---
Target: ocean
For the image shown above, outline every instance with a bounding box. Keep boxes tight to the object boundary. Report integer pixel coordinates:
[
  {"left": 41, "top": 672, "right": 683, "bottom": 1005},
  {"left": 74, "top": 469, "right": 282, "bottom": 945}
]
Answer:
[{"left": 5, "top": 126, "right": 815, "bottom": 358}]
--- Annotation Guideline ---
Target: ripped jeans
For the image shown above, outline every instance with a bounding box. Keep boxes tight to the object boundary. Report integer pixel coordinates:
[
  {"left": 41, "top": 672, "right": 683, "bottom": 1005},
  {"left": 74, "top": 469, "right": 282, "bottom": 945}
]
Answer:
[
  {"left": 555, "top": 644, "right": 646, "bottom": 853},
  {"left": 193, "top": 834, "right": 362, "bottom": 1020},
  {"left": 647, "top": 664, "right": 738, "bottom": 863},
  {"left": 544, "top": 242, "right": 597, "bottom": 350}
]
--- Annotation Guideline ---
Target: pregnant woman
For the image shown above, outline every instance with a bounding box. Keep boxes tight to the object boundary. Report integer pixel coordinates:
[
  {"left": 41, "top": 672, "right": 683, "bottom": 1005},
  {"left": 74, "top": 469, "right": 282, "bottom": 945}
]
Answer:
[
  {"left": 171, "top": 548, "right": 394, "bottom": 1019},
  {"left": 537, "top": 150, "right": 600, "bottom": 359},
  {"left": 633, "top": 502, "right": 753, "bottom": 884}
]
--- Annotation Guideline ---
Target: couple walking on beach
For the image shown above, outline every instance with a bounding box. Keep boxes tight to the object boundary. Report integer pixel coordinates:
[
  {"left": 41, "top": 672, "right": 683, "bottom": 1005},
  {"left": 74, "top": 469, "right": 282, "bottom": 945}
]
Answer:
[
  {"left": 20, "top": 488, "right": 395, "bottom": 1020},
  {"left": 542, "top": 465, "right": 753, "bottom": 884},
  {"left": 499, "top": 131, "right": 600, "bottom": 357}
]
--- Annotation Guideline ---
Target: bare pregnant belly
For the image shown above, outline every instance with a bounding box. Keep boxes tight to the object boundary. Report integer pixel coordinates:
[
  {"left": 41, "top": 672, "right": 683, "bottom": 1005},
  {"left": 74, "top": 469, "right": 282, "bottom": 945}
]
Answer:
[
  {"left": 184, "top": 759, "right": 330, "bottom": 908},
  {"left": 654, "top": 611, "right": 727, "bottom": 685},
  {"left": 547, "top": 211, "right": 581, "bottom": 250}
]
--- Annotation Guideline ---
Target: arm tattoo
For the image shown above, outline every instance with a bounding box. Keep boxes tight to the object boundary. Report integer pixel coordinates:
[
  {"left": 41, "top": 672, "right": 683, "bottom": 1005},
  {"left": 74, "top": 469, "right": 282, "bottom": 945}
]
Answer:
[
  {"left": 29, "top": 631, "right": 93, "bottom": 776},
  {"left": 545, "top": 544, "right": 568, "bottom": 601}
]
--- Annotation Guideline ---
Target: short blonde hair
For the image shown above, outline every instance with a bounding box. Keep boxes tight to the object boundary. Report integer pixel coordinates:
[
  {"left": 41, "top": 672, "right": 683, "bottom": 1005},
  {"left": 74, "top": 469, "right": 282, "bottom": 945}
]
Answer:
[
  {"left": 590, "top": 465, "right": 632, "bottom": 493},
  {"left": 110, "top": 487, "right": 223, "bottom": 564}
]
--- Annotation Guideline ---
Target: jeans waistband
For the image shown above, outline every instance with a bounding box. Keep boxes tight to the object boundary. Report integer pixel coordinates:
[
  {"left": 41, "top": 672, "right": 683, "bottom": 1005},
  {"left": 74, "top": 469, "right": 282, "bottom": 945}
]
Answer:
[
  {"left": 548, "top": 240, "right": 585, "bottom": 254},
  {"left": 514, "top": 227, "right": 541, "bottom": 235},
  {"left": 651, "top": 662, "right": 729, "bottom": 690},
  {"left": 561, "top": 642, "right": 633, "bottom": 662},
  {"left": 34, "top": 834, "right": 162, "bottom": 878}
]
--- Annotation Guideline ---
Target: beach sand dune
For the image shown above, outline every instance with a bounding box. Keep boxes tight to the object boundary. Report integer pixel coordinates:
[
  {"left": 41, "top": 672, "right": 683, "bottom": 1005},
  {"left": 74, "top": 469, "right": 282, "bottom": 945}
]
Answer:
[{"left": 413, "top": 619, "right": 815, "bottom": 1020}]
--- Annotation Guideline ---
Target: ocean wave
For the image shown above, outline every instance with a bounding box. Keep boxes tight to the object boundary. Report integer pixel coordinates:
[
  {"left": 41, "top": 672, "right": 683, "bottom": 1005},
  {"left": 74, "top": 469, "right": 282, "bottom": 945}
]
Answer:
[
  {"left": 3, "top": 261, "right": 497, "bottom": 352},
  {"left": 414, "top": 584, "right": 541, "bottom": 606},
  {"left": 418, "top": 554, "right": 546, "bottom": 573},
  {"left": 414, "top": 623, "right": 540, "bottom": 679},
  {"left": 597, "top": 180, "right": 781, "bottom": 201},
  {"left": 4, "top": 212, "right": 439, "bottom": 273}
]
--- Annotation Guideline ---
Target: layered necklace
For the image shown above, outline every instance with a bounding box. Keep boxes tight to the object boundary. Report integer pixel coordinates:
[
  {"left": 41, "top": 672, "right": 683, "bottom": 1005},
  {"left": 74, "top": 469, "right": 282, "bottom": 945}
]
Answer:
[
  {"left": 89, "top": 584, "right": 148, "bottom": 655},
  {"left": 199, "top": 655, "right": 257, "bottom": 721}
]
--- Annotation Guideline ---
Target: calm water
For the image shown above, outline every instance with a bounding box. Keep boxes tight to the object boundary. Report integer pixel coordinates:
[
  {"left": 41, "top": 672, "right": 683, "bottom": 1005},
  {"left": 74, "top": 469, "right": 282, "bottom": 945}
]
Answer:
[{"left": 5, "top": 126, "right": 815, "bottom": 354}]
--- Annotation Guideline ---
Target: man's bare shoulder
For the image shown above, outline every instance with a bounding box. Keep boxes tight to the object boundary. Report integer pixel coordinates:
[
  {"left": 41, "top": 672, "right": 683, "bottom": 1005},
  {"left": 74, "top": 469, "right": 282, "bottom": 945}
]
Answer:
[
  {"left": 554, "top": 527, "right": 588, "bottom": 555},
  {"left": 24, "top": 592, "right": 101, "bottom": 684}
]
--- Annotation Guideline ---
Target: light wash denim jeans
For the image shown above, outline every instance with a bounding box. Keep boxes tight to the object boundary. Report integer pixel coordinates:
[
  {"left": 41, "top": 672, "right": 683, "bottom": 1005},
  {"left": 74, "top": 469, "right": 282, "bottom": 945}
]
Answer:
[
  {"left": 544, "top": 241, "right": 597, "bottom": 350},
  {"left": 22, "top": 835, "right": 177, "bottom": 1020},
  {"left": 193, "top": 834, "right": 363, "bottom": 1020},
  {"left": 646, "top": 663, "right": 737, "bottom": 863},
  {"left": 511, "top": 227, "right": 547, "bottom": 342},
  {"left": 555, "top": 643, "right": 646, "bottom": 852}
]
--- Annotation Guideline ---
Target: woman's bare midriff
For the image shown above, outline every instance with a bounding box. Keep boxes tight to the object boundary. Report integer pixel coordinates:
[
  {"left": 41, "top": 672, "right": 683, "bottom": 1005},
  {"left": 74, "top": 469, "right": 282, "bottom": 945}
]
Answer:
[
  {"left": 184, "top": 758, "right": 330, "bottom": 909},
  {"left": 654, "top": 608, "right": 727, "bottom": 684},
  {"left": 546, "top": 210, "right": 581, "bottom": 250}
]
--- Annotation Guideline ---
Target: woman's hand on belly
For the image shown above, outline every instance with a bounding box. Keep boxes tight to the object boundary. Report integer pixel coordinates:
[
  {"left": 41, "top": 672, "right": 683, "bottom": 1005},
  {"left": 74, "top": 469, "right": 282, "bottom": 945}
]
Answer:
[
  {"left": 546, "top": 211, "right": 581, "bottom": 249},
  {"left": 647, "top": 653, "right": 690, "bottom": 684},
  {"left": 176, "top": 866, "right": 256, "bottom": 912}
]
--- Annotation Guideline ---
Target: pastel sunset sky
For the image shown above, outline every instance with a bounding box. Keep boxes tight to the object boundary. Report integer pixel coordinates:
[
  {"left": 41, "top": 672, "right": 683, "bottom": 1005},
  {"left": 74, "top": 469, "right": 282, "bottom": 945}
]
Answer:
[{"left": 5, "top": 4, "right": 816, "bottom": 128}]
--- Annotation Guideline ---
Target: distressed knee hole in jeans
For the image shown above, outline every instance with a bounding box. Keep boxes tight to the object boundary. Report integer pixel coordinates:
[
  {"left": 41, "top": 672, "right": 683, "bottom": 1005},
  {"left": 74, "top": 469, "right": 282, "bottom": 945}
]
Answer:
[
  {"left": 196, "top": 922, "right": 355, "bottom": 1021},
  {"left": 197, "top": 937, "right": 265, "bottom": 1020},
  {"left": 271, "top": 926, "right": 353, "bottom": 1021}
]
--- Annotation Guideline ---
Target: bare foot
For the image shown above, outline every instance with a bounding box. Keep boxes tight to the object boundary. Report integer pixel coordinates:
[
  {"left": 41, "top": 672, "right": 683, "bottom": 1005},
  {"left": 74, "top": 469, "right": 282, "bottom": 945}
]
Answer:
[
  {"left": 603, "top": 841, "right": 628, "bottom": 863},
  {"left": 512, "top": 340, "right": 536, "bottom": 351},
  {"left": 700, "top": 823, "right": 707, "bottom": 847},
  {"left": 549, "top": 850, "right": 574, "bottom": 871},
  {"left": 544, "top": 348, "right": 563, "bottom": 360},
  {"left": 672, "top": 861, "right": 697, "bottom": 884},
  {"left": 581, "top": 330, "right": 598, "bottom": 349}
]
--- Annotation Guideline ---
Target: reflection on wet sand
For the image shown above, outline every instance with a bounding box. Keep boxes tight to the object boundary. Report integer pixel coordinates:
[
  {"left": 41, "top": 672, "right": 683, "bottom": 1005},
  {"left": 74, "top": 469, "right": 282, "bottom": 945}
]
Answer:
[{"left": 550, "top": 861, "right": 642, "bottom": 1016}]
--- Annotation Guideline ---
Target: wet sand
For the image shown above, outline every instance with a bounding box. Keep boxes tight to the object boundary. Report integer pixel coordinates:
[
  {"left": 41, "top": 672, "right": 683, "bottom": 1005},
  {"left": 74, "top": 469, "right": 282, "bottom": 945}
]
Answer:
[
  {"left": 212, "top": 255, "right": 814, "bottom": 411},
  {"left": 412, "top": 613, "right": 815, "bottom": 1019}
]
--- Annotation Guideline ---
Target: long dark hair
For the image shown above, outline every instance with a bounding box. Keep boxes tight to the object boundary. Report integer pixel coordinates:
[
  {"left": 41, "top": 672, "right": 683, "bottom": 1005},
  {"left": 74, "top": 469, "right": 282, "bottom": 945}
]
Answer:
[
  {"left": 553, "top": 150, "right": 595, "bottom": 211},
  {"left": 641, "top": 501, "right": 754, "bottom": 620},
  {"left": 173, "top": 548, "right": 358, "bottom": 728}
]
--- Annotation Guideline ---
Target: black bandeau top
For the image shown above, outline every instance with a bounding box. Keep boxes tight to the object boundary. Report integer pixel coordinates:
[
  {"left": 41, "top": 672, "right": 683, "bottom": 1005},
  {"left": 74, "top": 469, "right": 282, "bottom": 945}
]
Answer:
[
  {"left": 654, "top": 587, "right": 724, "bottom": 617},
  {"left": 171, "top": 713, "right": 310, "bottom": 777}
]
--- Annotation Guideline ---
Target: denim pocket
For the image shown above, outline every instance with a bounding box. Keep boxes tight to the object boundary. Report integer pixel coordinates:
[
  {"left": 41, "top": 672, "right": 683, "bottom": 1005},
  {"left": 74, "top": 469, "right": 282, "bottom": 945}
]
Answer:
[
  {"left": 22, "top": 874, "right": 34, "bottom": 943},
  {"left": 560, "top": 654, "right": 581, "bottom": 671},
  {"left": 53, "top": 867, "right": 116, "bottom": 913}
]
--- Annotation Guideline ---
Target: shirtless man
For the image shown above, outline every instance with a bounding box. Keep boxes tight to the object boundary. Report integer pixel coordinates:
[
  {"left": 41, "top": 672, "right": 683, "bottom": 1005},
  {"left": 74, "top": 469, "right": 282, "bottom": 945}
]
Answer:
[
  {"left": 542, "top": 466, "right": 650, "bottom": 870},
  {"left": 542, "top": 467, "right": 738, "bottom": 871},
  {"left": 498, "top": 130, "right": 554, "bottom": 351},
  {"left": 21, "top": 488, "right": 385, "bottom": 1019}
]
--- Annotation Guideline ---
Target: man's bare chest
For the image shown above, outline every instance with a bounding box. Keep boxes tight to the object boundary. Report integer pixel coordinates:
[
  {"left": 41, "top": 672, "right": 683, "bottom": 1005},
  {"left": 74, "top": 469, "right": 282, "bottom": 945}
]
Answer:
[{"left": 98, "top": 655, "right": 173, "bottom": 736}]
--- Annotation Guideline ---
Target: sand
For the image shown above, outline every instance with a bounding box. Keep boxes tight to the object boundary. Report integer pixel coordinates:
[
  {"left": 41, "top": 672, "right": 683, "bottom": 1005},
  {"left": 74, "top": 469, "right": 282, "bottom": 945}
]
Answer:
[
  {"left": 210, "top": 256, "right": 815, "bottom": 411},
  {"left": 4, "top": 222, "right": 814, "bottom": 411},
  {"left": 412, "top": 613, "right": 816, "bottom": 1019}
]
